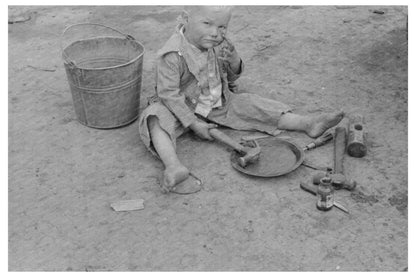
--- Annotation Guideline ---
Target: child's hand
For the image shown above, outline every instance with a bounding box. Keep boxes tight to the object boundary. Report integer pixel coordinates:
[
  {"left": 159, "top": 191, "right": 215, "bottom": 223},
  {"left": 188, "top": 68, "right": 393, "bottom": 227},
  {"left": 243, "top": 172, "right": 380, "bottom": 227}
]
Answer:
[
  {"left": 189, "top": 121, "right": 218, "bottom": 140},
  {"left": 219, "top": 36, "right": 241, "bottom": 73}
]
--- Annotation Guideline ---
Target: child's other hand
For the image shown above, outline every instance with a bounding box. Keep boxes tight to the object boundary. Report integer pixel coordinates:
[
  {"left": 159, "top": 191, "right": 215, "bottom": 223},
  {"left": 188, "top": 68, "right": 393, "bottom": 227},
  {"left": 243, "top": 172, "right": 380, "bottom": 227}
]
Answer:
[
  {"left": 219, "top": 37, "right": 241, "bottom": 72},
  {"left": 190, "top": 121, "right": 218, "bottom": 140}
]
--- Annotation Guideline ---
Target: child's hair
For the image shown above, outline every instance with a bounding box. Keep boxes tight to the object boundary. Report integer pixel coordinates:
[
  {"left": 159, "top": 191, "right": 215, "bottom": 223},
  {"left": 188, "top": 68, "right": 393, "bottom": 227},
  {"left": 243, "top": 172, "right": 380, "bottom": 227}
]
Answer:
[
  {"left": 183, "top": 5, "right": 234, "bottom": 13},
  {"left": 177, "top": 6, "right": 234, "bottom": 25}
]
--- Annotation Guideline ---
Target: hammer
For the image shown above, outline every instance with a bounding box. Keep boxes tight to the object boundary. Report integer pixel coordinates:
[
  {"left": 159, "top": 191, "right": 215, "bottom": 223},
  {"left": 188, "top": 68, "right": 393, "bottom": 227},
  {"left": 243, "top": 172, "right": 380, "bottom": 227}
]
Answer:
[
  {"left": 209, "top": 128, "right": 261, "bottom": 167},
  {"left": 312, "top": 127, "right": 357, "bottom": 190}
]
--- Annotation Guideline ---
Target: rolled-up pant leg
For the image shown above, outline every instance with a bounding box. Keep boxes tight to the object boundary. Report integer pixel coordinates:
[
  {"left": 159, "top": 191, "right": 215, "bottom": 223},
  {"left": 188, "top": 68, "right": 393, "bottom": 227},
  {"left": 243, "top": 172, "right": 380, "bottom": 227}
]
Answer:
[{"left": 138, "top": 102, "right": 187, "bottom": 156}]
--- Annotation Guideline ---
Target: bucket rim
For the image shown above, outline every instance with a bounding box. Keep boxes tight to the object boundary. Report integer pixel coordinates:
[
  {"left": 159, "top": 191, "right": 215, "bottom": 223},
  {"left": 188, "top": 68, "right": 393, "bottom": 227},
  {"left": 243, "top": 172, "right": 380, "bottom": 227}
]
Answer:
[{"left": 62, "top": 36, "right": 145, "bottom": 71}]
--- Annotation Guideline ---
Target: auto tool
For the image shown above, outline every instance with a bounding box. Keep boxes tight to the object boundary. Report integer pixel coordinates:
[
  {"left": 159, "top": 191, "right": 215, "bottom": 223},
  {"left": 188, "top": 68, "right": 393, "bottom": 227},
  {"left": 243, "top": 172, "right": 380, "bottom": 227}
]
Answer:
[
  {"left": 312, "top": 127, "right": 357, "bottom": 190},
  {"left": 347, "top": 114, "right": 367, "bottom": 158},
  {"left": 230, "top": 131, "right": 334, "bottom": 177},
  {"left": 209, "top": 128, "right": 261, "bottom": 168},
  {"left": 312, "top": 171, "right": 356, "bottom": 190},
  {"left": 334, "top": 126, "right": 346, "bottom": 174},
  {"left": 316, "top": 176, "right": 334, "bottom": 211},
  {"left": 301, "top": 161, "right": 332, "bottom": 172},
  {"left": 300, "top": 130, "right": 333, "bottom": 171},
  {"left": 300, "top": 182, "right": 350, "bottom": 214},
  {"left": 230, "top": 137, "right": 304, "bottom": 177},
  {"left": 303, "top": 131, "right": 333, "bottom": 151}
]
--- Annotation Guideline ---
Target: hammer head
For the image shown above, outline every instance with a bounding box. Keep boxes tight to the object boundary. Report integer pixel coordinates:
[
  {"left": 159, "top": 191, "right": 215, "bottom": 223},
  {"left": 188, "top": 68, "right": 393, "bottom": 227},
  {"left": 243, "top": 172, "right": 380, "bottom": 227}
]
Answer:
[
  {"left": 237, "top": 140, "right": 261, "bottom": 167},
  {"left": 331, "top": 173, "right": 357, "bottom": 190}
]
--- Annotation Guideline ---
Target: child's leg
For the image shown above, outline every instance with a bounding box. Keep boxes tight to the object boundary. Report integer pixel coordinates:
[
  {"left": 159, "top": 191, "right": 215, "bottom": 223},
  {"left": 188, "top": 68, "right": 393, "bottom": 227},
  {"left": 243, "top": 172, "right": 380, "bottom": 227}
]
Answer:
[
  {"left": 277, "top": 111, "right": 344, "bottom": 138},
  {"left": 209, "top": 93, "right": 344, "bottom": 138},
  {"left": 147, "top": 115, "right": 189, "bottom": 193}
]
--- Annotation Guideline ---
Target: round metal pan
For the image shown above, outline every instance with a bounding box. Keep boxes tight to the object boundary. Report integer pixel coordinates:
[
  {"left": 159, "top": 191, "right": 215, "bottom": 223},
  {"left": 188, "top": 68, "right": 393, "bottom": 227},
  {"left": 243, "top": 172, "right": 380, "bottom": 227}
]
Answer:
[{"left": 230, "top": 137, "right": 305, "bottom": 177}]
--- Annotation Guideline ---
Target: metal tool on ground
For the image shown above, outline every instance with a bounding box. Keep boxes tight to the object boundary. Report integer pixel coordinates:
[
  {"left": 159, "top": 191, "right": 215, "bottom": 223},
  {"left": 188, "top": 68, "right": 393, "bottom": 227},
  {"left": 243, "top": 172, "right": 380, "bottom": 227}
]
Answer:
[
  {"left": 300, "top": 182, "right": 349, "bottom": 213},
  {"left": 302, "top": 161, "right": 332, "bottom": 172},
  {"left": 241, "top": 131, "right": 333, "bottom": 152},
  {"left": 316, "top": 175, "right": 335, "bottom": 211},
  {"left": 240, "top": 132, "right": 286, "bottom": 142},
  {"left": 230, "top": 137, "right": 304, "bottom": 177},
  {"left": 334, "top": 126, "right": 346, "bottom": 174},
  {"left": 312, "top": 171, "right": 356, "bottom": 190},
  {"left": 301, "top": 131, "right": 334, "bottom": 171},
  {"left": 347, "top": 114, "right": 367, "bottom": 158},
  {"left": 303, "top": 131, "right": 333, "bottom": 151},
  {"left": 230, "top": 132, "right": 333, "bottom": 177},
  {"left": 312, "top": 126, "right": 357, "bottom": 191},
  {"left": 209, "top": 128, "right": 261, "bottom": 168}
]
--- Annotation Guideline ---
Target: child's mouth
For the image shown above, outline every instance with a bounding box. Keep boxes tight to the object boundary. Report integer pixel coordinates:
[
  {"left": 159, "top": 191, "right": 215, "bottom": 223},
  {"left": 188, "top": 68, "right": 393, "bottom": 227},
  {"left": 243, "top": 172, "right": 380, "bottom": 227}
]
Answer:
[{"left": 203, "top": 40, "right": 221, "bottom": 48}]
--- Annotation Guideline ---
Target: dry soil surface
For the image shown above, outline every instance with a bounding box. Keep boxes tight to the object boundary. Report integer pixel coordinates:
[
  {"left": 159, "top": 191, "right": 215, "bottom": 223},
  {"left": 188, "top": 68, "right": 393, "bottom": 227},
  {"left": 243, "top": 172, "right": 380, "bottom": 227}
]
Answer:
[{"left": 8, "top": 6, "right": 408, "bottom": 271}]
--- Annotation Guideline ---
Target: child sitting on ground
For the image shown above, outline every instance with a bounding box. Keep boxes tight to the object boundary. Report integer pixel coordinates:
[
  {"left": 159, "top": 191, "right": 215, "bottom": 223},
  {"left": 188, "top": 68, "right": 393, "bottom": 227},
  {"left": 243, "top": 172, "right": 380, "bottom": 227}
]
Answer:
[{"left": 138, "top": 6, "right": 344, "bottom": 193}]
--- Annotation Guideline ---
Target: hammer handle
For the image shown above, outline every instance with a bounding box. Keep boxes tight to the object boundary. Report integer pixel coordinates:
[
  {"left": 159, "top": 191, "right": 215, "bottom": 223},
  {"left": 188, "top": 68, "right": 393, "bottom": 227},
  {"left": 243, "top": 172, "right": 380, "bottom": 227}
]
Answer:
[
  {"left": 300, "top": 182, "right": 318, "bottom": 195},
  {"left": 209, "top": 129, "right": 245, "bottom": 153},
  {"left": 334, "top": 127, "right": 347, "bottom": 174}
]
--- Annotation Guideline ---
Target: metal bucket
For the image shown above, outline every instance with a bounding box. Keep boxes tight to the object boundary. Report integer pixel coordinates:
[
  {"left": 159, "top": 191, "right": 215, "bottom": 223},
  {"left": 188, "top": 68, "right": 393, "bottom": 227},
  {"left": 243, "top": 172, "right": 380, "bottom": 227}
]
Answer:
[{"left": 62, "top": 23, "right": 145, "bottom": 129}]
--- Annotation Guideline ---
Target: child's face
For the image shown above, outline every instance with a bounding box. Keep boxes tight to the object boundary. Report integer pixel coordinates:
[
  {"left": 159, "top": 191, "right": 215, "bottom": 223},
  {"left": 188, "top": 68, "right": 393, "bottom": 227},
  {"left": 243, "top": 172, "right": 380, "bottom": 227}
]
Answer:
[{"left": 183, "top": 7, "right": 231, "bottom": 51}]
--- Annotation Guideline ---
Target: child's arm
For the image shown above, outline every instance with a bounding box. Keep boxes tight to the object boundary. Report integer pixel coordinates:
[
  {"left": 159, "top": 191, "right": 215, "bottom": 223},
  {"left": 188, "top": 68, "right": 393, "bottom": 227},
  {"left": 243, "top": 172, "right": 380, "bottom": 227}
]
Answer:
[
  {"left": 221, "top": 37, "right": 241, "bottom": 72},
  {"left": 157, "top": 52, "right": 218, "bottom": 140},
  {"left": 156, "top": 52, "right": 198, "bottom": 128}
]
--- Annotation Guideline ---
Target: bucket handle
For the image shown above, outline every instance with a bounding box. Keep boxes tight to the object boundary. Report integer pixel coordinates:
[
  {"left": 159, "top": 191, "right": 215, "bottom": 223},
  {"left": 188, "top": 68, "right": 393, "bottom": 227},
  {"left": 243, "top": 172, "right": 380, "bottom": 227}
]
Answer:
[{"left": 61, "top": 23, "right": 136, "bottom": 65}]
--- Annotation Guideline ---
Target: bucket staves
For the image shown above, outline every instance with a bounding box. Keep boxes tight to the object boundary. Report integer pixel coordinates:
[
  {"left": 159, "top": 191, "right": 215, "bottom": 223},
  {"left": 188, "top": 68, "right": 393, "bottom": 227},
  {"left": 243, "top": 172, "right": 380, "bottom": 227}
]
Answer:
[{"left": 62, "top": 23, "right": 145, "bottom": 129}]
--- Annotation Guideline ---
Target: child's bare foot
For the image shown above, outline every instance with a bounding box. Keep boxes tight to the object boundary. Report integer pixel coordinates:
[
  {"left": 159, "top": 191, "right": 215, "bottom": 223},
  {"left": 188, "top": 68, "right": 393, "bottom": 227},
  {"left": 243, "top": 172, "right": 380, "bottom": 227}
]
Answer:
[
  {"left": 306, "top": 111, "right": 344, "bottom": 138},
  {"left": 160, "top": 164, "right": 190, "bottom": 193}
]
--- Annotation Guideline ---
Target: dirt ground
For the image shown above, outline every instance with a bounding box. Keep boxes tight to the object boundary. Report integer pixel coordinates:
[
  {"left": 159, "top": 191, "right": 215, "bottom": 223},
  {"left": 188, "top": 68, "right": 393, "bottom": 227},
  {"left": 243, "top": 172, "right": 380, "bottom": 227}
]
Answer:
[{"left": 8, "top": 6, "right": 408, "bottom": 271}]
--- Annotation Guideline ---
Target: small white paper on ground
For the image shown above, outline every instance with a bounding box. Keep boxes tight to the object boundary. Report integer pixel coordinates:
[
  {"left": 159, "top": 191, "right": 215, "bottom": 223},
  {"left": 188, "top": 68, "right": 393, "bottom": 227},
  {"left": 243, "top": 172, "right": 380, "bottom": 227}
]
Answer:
[{"left": 111, "top": 199, "right": 144, "bottom": 212}]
